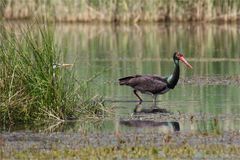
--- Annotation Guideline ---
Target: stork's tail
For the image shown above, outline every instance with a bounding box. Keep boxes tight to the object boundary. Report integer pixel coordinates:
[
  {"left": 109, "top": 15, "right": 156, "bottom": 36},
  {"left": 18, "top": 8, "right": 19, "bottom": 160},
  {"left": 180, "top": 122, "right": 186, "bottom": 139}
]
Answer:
[{"left": 118, "top": 76, "right": 134, "bottom": 85}]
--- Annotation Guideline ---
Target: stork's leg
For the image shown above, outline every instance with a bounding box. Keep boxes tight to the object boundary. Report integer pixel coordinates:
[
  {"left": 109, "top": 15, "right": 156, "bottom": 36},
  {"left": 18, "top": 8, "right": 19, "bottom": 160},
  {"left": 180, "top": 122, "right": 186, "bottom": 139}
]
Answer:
[
  {"left": 133, "top": 102, "right": 142, "bottom": 114},
  {"left": 133, "top": 90, "right": 142, "bottom": 103},
  {"left": 152, "top": 95, "right": 157, "bottom": 106}
]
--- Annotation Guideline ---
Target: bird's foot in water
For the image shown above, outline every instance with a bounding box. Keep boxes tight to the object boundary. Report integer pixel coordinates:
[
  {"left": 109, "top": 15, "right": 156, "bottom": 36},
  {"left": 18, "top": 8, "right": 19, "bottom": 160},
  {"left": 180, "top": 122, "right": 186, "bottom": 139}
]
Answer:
[
  {"left": 149, "top": 107, "right": 170, "bottom": 114},
  {"left": 133, "top": 103, "right": 171, "bottom": 114}
]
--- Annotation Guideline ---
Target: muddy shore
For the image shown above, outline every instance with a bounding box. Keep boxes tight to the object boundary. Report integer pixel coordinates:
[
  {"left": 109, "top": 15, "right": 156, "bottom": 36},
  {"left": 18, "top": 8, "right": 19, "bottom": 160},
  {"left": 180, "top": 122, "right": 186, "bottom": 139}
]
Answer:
[{"left": 1, "top": 111, "right": 240, "bottom": 159}]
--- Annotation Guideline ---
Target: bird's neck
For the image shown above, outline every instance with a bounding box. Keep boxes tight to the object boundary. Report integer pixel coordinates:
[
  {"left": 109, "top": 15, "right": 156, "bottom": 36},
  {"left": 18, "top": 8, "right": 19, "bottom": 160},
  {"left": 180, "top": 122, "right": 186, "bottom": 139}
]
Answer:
[{"left": 167, "top": 59, "right": 180, "bottom": 89}]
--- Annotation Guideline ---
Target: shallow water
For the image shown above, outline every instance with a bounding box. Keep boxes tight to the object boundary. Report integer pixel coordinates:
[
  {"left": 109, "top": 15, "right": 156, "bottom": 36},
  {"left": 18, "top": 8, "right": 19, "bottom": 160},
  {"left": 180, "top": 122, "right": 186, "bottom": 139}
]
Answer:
[
  {"left": 72, "top": 23, "right": 240, "bottom": 134},
  {"left": 2, "top": 23, "right": 240, "bottom": 134}
]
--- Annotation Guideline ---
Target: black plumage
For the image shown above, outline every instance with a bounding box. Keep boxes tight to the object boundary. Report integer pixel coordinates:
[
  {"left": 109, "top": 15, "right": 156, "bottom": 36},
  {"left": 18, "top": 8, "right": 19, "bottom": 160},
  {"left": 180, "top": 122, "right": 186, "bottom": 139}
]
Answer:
[{"left": 119, "top": 75, "right": 169, "bottom": 94}]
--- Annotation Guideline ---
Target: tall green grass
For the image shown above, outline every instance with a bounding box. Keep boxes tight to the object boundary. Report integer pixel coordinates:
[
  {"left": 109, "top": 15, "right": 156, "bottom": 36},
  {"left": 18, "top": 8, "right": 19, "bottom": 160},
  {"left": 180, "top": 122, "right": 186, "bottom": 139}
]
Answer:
[
  {"left": 2, "top": 0, "right": 240, "bottom": 23},
  {"left": 0, "top": 24, "right": 107, "bottom": 125}
]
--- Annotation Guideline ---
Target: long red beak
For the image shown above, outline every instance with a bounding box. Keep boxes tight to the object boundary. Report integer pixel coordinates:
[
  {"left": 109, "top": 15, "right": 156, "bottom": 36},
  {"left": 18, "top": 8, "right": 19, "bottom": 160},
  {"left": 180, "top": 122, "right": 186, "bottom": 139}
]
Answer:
[{"left": 179, "top": 56, "right": 193, "bottom": 69}]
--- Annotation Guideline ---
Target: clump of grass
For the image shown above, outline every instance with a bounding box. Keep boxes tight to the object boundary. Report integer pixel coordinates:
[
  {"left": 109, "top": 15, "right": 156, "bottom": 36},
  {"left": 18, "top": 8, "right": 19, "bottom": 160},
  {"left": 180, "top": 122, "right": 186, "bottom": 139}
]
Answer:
[{"left": 0, "top": 24, "right": 108, "bottom": 125}]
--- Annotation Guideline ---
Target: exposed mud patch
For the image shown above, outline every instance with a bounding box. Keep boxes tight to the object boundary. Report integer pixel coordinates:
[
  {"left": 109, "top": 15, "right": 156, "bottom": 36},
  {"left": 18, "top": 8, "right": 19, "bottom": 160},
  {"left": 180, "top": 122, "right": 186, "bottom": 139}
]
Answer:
[{"left": 179, "top": 75, "right": 240, "bottom": 85}]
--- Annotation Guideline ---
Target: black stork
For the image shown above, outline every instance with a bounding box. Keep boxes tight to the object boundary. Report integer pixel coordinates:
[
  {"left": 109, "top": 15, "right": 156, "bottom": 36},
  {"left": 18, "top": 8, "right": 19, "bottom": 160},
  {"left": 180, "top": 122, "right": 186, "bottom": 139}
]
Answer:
[{"left": 119, "top": 51, "right": 192, "bottom": 105}]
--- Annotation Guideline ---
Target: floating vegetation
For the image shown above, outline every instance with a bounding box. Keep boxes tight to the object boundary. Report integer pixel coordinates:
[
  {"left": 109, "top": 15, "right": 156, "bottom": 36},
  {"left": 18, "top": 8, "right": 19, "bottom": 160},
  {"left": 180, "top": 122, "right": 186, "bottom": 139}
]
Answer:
[
  {"left": 123, "top": 111, "right": 240, "bottom": 123},
  {"left": 0, "top": 24, "right": 109, "bottom": 125},
  {"left": 2, "top": 0, "right": 240, "bottom": 23}
]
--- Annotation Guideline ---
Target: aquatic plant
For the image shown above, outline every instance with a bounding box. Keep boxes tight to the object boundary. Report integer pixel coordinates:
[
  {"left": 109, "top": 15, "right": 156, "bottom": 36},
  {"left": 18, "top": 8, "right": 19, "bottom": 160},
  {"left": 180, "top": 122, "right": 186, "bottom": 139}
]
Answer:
[
  {"left": 2, "top": 0, "right": 240, "bottom": 23},
  {"left": 2, "top": 144, "right": 240, "bottom": 159},
  {"left": 0, "top": 24, "right": 107, "bottom": 125}
]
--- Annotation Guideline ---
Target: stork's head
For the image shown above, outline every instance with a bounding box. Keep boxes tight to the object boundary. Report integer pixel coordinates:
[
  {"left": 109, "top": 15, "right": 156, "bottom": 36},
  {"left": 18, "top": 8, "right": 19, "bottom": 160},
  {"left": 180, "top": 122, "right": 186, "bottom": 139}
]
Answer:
[{"left": 173, "top": 51, "right": 192, "bottom": 69}]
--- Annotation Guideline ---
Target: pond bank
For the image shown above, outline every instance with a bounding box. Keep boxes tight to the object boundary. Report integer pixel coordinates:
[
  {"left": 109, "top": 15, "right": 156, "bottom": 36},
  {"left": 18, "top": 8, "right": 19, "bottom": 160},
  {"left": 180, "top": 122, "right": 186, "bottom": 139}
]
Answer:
[
  {"left": 2, "top": 110, "right": 240, "bottom": 159},
  {"left": 2, "top": 130, "right": 240, "bottom": 159}
]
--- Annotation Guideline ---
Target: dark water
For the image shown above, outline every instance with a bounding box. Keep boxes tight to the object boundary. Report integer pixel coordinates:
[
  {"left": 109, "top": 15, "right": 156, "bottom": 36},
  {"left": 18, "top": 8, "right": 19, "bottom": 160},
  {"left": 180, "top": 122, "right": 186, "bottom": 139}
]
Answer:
[{"left": 2, "top": 23, "right": 240, "bottom": 134}]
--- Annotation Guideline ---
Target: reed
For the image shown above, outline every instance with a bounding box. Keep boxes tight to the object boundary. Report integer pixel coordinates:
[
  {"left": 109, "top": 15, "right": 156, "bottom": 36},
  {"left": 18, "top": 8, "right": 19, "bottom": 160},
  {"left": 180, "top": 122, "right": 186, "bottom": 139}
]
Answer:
[
  {"left": 0, "top": 24, "right": 107, "bottom": 125},
  {"left": 2, "top": 0, "right": 240, "bottom": 23}
]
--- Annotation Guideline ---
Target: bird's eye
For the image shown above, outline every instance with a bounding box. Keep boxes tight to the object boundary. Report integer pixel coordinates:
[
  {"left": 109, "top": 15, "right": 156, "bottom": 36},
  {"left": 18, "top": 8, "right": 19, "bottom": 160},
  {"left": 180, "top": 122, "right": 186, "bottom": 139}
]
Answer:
[{"left": 177, "top": 53, "right": 183, "bottom": 58}]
